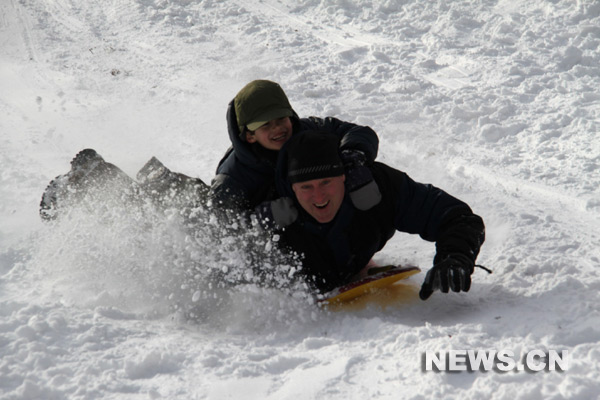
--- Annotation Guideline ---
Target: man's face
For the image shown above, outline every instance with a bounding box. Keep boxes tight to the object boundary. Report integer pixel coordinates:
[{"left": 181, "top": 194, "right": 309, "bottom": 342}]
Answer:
[
  {"left": 292, "top": 175, "right": 346, "bottom": 223},
  {"left": 245, "top": 117, "right": 293, "bottom": 151}
]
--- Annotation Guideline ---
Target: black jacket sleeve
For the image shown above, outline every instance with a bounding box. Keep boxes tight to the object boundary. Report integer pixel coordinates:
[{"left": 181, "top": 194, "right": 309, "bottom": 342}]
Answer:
[
  {"left": 299, "top": 117, "right": 379, "bottom": 164},
  {"left": 434, "top": 210, "right": 485, "bottom": 265},
  {"left": 377, "top": 165, "right": 484, "bottom": 265},
  {"left": 209, "top": 173, "right": 249, "bottom": 211}
]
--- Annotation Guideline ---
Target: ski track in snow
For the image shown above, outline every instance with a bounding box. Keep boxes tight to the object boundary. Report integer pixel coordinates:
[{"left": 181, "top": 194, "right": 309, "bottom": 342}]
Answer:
[{"left": 1, "top": 0, "right": 600, "bottom": 399}]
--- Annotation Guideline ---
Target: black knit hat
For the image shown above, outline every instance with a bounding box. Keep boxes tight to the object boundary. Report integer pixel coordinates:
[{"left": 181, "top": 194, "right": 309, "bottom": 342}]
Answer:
[{"left": 286, "top": 131, "right": 344, "bottom": 184}]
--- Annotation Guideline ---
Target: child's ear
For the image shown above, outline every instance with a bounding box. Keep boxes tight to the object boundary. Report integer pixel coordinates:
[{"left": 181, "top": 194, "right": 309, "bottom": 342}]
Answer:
[{"left": 245, "top": 131, "right": 257, "bottom": 143}]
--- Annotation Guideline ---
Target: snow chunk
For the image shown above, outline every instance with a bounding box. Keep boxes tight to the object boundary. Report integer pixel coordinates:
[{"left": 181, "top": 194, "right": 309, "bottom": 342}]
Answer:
[
  {"left": 124, "top": 351, "right": 182, "bottom": 380},
  {"left": 480, "top": 122, "right": 526, "bottom": 142}
]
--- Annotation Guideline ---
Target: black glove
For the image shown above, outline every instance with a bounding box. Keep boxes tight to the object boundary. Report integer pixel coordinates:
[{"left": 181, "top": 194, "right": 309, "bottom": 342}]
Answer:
[
  {"left": 255, "top": 197, "right": 298, "bottom": 229},
  {"left": 340, "top": 149, "right": 381, "bottom": 210},
  {"left": 419, "top": 253, "right": 474, "bottom": 300}
]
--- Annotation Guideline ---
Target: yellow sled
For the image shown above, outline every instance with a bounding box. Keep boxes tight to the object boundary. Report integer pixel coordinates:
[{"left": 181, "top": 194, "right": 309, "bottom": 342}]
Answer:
[{"left": 319, "top": 265, "right": 421, "bottom": 307}]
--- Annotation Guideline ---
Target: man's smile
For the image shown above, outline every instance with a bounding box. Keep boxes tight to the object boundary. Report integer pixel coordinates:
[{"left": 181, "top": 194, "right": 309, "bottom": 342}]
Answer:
[{"left": 314, "top": 201, "right": 330, "bottom": 209}]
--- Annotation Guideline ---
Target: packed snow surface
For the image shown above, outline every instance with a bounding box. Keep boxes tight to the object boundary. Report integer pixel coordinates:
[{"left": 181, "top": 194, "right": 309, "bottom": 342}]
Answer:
[{"left": 1, "top": 0, "right": 599, "bottom": 399}]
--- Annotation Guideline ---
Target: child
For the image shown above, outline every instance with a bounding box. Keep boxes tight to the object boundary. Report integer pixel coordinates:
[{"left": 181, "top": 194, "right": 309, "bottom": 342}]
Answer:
[{"left": 210, "top": 80, "right": 381, "bottom": 226}]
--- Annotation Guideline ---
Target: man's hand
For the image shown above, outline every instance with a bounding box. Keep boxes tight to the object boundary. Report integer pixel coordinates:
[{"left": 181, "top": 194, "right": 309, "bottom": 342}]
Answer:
[
  {"left": 340, "top": 149, "right": 381, "bottom": 210},
  {"left": 419, "top": 254, "right": 474, "bottom": 300},
  {"left": 255, "top": 197, "right": 298, "bottom": 229}
]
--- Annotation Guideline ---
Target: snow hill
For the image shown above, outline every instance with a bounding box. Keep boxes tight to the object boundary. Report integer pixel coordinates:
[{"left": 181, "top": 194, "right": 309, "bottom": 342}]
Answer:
[{"left": 1, "top": 0, "right": 599, "bottom": 399}]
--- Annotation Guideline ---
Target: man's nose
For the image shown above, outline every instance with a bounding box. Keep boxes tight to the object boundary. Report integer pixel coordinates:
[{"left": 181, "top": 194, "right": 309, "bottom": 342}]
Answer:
[{"left": 313, "top": 187, "right": 327, "bottom": 202}]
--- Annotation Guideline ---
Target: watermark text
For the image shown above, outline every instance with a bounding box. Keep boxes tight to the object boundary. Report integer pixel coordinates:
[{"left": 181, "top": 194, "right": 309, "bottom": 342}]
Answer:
[{"left": 422, "top": 350, "right": 568, "bottom": 373}]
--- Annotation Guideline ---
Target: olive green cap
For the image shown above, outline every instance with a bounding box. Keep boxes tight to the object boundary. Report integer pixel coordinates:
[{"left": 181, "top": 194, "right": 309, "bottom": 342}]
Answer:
[{"left": 234, "top": 80, "right": 294, "bottom": 133}]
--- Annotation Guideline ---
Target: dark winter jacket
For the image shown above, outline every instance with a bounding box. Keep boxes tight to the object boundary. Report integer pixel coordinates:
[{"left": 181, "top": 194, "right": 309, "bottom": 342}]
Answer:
[
  {"left": 275, "top": 144, "right": 485, "bottom": 293},
  {"left": 209, "top": 100, "right": 379, "bottom": 211}
]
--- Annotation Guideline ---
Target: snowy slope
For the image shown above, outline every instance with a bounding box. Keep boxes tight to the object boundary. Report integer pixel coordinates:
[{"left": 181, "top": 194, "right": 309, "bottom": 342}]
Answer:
[{"left": 1, "top": 0, "right": 599, "bottom": 399}]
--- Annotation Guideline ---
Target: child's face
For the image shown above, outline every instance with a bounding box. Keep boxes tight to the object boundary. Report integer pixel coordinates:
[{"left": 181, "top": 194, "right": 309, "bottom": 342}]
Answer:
[{"left": 245, "top": 117, "right": 293, "bottom": 151}]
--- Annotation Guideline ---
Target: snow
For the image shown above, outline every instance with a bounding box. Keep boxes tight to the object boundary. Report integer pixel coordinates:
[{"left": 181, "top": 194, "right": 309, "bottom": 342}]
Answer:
[{"left": 1, "top": 0, "right": 599, "bottom": 398}]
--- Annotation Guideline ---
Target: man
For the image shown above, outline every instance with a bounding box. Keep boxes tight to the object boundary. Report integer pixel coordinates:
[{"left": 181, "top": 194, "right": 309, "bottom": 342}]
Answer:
[
  {"left": 210, "top": 80, "right": 382, "bottom": 222},
  {"left": 267, "top": 131, "right": 485, "bottom": 300}
]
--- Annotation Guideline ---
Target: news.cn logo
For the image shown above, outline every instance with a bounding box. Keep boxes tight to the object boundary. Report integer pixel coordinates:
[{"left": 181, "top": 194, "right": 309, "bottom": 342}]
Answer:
[{"left": 423, "top": 349, "right": 568, "bottom": 372}]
